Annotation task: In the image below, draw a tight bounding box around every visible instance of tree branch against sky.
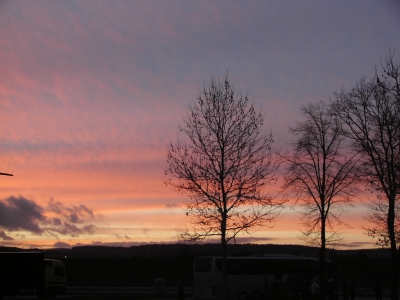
[280,101,359,296]
[165,75,284,300]
[364,197,400,247]
[333,51,400,300]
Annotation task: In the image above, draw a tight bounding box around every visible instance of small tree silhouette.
[281,102,359,298]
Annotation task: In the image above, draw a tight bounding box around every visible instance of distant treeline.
[0,244,393,286]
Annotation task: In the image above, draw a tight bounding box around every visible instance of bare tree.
[333,51,400,300]
[280,102,359,297]
[165,75,283,300]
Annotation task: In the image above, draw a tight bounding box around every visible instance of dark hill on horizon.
[40,243,391,259]
[0,243,393,286]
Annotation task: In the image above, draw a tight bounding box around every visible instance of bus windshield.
[194,257,213,272]
[215,257,319,275]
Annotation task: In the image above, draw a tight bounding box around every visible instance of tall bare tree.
[333,51,400,300]
[165,75,283,300]
[280,102,359,297]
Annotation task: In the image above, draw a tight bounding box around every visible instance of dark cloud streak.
[0,230,14,240]
[0,196,97,238]
[47,198,94,224]
[0,196,45,234]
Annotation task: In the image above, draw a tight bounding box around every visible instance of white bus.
[193,255,332,300]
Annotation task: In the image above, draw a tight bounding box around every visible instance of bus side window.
[55,267,65,277]
[195,257,212,272]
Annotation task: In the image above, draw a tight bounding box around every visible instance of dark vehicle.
[0,252,66,299]
[193,255,333,300]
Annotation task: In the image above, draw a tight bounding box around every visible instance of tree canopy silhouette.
[333,51,400,300]
[280,101,359,297]
[165,75,284,300]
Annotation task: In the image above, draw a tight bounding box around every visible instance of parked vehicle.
[0,252,66,299]
[193,255,333,300]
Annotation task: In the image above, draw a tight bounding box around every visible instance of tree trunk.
[388,197,399,300]
[320,216,326,300]
[221,218,229,300]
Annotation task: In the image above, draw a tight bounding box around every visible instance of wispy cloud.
[113,234,131,240]
[233,237,277,244]
[331,241,375,249]
[165,203,179,209]
[53,241,71,249]
[47,198,94,223]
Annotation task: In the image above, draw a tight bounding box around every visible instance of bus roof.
[195,255,322,261]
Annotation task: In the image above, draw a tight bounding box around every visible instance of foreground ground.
[2,297,394,300]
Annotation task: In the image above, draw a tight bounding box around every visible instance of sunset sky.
[1,1,400,249]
